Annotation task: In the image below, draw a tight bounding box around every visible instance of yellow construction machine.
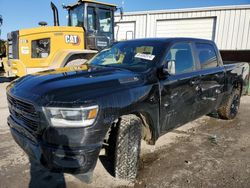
[4,0,119,77]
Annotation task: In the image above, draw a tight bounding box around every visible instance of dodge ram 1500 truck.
[7,38,245,181]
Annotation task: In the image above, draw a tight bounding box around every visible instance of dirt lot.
[0,77,250,188]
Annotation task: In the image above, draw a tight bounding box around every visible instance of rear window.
[196,43,218,69]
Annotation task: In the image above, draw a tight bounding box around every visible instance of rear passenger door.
[195,42,225,115]
[159,42,201,133]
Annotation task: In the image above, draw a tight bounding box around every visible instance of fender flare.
[48,49,98,69]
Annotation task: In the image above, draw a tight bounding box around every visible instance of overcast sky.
[0,0,249,39]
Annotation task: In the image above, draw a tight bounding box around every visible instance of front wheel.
[107,115,142,181]
[218,88,241,120]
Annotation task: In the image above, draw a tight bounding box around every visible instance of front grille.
[7,94,39,134]
[7,31,19,59]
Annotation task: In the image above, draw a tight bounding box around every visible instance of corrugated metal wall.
[115,5,250,50]
[115,14,147,39]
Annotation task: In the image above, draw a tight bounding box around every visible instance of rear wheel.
[106,114,142,181]
[218,88,241,120]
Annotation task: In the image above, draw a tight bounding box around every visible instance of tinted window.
[68,4,84,27]
[99,9,112,33]
[196,43,218,69]
[166,43,195,74]
[87,7,96,31]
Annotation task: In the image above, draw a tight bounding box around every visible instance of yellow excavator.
[4,0,120,77]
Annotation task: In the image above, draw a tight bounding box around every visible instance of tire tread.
[218,89,240,120]
[114,115,142,181]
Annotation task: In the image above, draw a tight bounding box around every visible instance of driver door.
[159,42,201,133]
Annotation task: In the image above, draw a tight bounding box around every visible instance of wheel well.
[105,113,156,146]
[137,112,156,145]
[233,80,243,95]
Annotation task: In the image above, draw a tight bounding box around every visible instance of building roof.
[115,4,250,16]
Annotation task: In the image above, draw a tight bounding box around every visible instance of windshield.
[68,4,84,27]
[88,40,167,72]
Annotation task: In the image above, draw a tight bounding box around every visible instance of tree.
[0,15,5,58]
[0,15,2,38]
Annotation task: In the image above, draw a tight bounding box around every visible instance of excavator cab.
[66,0,117,51]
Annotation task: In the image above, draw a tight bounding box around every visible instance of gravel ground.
[0,77,250,188]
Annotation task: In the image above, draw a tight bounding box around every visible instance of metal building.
[115,5,250,62]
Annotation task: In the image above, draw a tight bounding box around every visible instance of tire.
[65,59,87,67]
[218,88,241,120]
[107,115,142,181]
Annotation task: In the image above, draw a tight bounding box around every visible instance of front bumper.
[8,117,102,174]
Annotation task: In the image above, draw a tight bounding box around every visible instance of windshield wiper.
[98,64,131,71]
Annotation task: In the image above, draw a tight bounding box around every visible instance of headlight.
[43,105,99,128]
[31,38,50,58]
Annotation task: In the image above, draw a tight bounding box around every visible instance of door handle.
[215,89,221,94]
[202,97,216,101]
[215,74,224,79]
[190,80,200,86]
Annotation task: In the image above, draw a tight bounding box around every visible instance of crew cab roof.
[123,37,214,44]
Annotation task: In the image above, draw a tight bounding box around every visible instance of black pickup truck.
[7,38,246,181]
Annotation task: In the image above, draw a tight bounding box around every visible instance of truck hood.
[7,65,142,105]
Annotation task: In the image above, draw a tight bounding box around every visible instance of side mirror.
[163,60,176,75]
